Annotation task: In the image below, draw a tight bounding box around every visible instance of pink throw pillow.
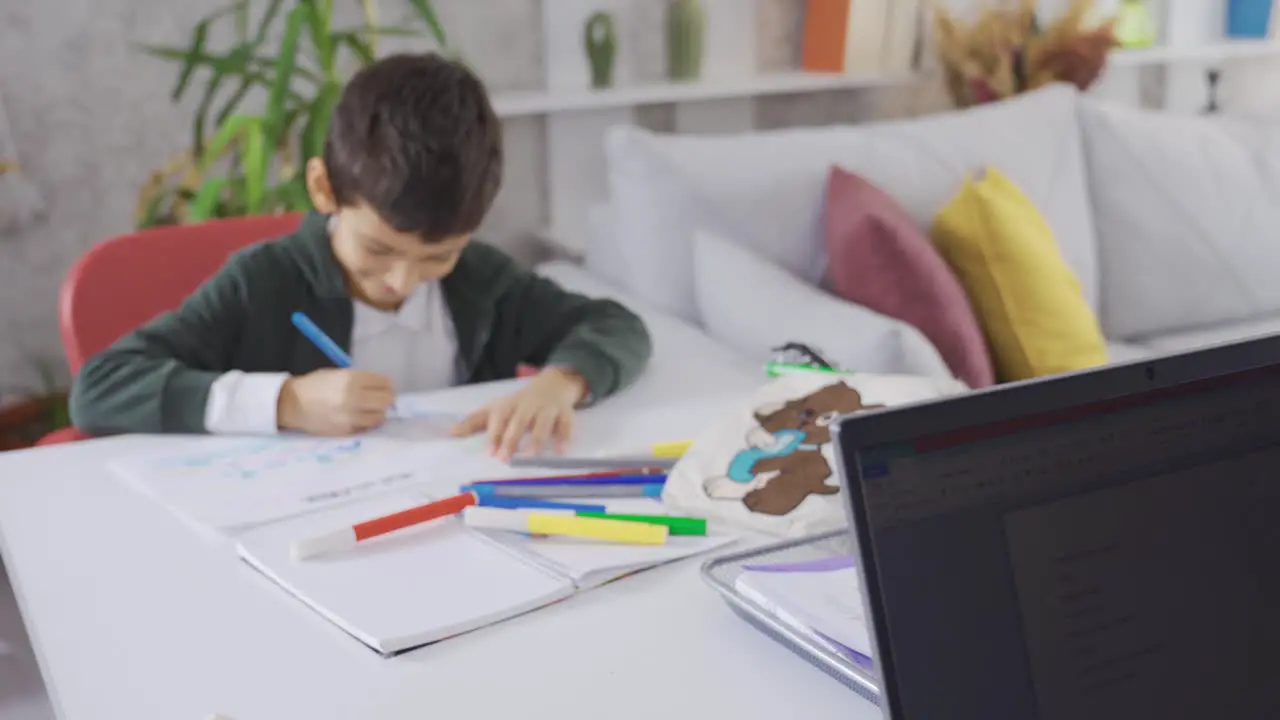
[823,166,995,388]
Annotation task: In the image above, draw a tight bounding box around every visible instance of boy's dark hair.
[323,52,503,242]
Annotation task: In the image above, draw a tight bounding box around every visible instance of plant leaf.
[253,0,286,44]
[187,177,230,222]
[201,113,257,168]
[405,0,448,48]
[141,44,307,80]
[281,175,314,211]
[300,0,336,78]
[234,0,250,40]
[335,32,375,64]
[137,188,174,229]
[302,80,341,160]
[239,120,270,214]
[334,25,421,37]
[191,44,254,153]
[212,77,256,130]
[264,3,308,146]
[171,21,211,101]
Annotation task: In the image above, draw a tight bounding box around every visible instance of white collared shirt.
[202,282,459,435]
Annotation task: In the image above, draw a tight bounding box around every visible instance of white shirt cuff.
[202,371,290,435]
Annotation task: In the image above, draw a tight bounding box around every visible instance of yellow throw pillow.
[931,168,1107,382]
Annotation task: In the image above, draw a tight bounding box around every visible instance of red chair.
[36,214,305,446]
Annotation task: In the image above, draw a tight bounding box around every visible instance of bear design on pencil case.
[701,383,882,516]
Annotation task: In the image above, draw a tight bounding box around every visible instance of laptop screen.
[846,364,1280,719]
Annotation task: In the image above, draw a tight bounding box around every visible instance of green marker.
[765,361,856,379]
[574,512,707,536]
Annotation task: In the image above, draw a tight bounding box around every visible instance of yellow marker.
[651,439,694,458]
[526,513,668,545]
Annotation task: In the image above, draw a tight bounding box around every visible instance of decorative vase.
[1226,0,1273,38]
[665,0,705,82]
[1113,0,1156,48]
[584,11,617,89]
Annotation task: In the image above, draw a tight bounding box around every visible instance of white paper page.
[368,410,465,442]
[363,379,528,442]
[736,564,872,657]
[110,436,436,533]
[109,380,536,534]
[236,491,573,654]
[478,499,738,588]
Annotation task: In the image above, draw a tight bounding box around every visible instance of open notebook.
[236,491,737,655]
[107,380,531,535]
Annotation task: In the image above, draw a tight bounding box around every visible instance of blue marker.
[291,311,352,367]
[468,481,665,499]
[467,474,667,488]
[473,496,608,513]
[292,311,398,416]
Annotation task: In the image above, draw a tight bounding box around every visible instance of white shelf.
[1110,39,1280,67]
[491,70,918,118]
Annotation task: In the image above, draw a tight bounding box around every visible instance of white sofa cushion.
[603,83,1098,323]
[581,203,627,290]
[691,230,955,379]
[1105,341,1155,363]
[1136,315,1280,355]
[592,143,751,322]
[534,260,761,407]
[1079,97,1280,340]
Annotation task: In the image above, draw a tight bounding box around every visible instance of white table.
[0,389,881,720]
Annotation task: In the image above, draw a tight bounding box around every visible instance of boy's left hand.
[451,368,589,461]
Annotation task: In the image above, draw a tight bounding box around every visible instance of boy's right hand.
[277,369,396,436]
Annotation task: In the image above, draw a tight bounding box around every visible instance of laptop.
[833,336,1280,719]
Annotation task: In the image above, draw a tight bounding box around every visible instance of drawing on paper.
[155,438,369,481]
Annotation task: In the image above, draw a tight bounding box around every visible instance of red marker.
[291,491,478,561]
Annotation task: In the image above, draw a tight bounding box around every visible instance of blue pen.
[291,312,353,367]
[292,311,397,416]
[474,496,608,513]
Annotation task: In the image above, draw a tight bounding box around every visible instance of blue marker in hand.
[291,311,398,417]
[291,312,353,368]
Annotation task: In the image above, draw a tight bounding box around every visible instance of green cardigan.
[70,213,651,435]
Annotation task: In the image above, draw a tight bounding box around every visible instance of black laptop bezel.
[831,334,1280,719]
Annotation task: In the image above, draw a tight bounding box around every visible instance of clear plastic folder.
[701,530,880,704]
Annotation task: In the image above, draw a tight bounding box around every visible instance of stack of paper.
[735,556,874,665]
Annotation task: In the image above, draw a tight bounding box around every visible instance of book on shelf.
[802,0,919,75]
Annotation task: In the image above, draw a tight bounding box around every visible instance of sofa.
[534,83,1280,399]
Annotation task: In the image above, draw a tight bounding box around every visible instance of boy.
[70,53,651,461]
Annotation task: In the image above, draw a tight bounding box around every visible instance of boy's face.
[306,159,472,310]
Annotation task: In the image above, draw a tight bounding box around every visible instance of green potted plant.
[136,0,449,227]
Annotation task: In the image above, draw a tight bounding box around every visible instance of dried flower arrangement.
[932,0,1120,108]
